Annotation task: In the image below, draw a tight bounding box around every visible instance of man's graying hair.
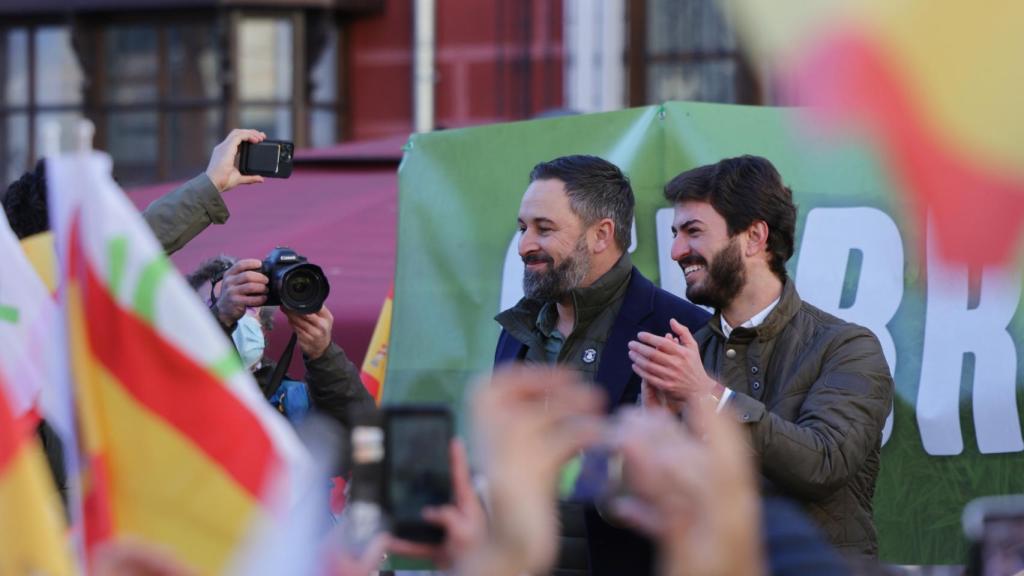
[186,254,236,291]
[529,155,634,253]
[187,254,275,332]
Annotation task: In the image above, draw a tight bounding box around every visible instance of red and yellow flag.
[0,370,75,575]
[0,214,60,425]
[723,0,1024,267]
[50,152,310,574]
[360,286,393,404]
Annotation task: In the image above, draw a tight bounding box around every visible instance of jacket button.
[752,381,761,391]
[742,413,751,421]
[725,349,737,359]
[751,366,759,374]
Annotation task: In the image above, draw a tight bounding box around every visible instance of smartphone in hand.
[239,139,294,178]
[964,495,1024,576]
[383,405,454,544]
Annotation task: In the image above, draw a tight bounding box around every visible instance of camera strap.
[263,332,298,401]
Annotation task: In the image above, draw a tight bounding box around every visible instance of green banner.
[387,101,1024,564]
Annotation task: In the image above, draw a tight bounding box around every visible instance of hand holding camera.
[387,439,486,570]
[212,258,268,328]
[348,368,605,576]
[205,129,269,193]
[260,247,330,314]
[211,248,329,331]
[283,307,333,360]
[239,139,294,179]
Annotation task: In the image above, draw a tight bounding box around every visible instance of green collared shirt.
[536,302,566,364]
[495,253,634,382]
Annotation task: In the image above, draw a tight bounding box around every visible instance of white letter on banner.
[795,207,902,446]
[499,232,525,312]
[918,220,1022,455]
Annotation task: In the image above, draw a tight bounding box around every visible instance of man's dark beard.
[522,236,590,302]
[684,237,745,310]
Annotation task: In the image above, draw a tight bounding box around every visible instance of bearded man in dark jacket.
[628,155,893,561]
[494,155,709,576]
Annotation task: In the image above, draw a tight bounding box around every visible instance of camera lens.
[280,265,329,313]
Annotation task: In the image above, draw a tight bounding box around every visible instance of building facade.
[1,0,757,186]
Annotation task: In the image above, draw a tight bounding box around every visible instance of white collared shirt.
[721,297,781,338]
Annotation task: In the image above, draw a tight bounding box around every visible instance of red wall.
[347,0,563,140]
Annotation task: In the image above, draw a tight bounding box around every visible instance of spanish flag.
[0,370,75,575]
[49,152,311,574]
[360,286,393,404]
[724,0,1024,268]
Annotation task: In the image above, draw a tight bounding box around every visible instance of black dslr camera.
[261,247,330,314]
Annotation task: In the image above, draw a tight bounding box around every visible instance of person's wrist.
[204,168,228,193]
[306,341,331,361]
[456,542,525,576]
[212,301,237,331]
[707,379,726,402]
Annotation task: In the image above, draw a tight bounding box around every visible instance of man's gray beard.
[522,240,591,302]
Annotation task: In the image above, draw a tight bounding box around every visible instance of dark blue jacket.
[495,267,709,409]
[495,267,709,576]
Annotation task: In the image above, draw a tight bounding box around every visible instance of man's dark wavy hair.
[664,155,796,281]
[529,155,634,253]
[3,159,49,239]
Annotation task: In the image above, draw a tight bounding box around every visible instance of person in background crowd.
[187,255,375,434]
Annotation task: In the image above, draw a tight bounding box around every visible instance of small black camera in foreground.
[261,247,330,314]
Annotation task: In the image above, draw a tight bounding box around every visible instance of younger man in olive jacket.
[628,155,893,560]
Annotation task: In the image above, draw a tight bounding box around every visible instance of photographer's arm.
[305,343,375,427]
[142,129,266,255]
[143,174,226,255]
[286,308,376,431]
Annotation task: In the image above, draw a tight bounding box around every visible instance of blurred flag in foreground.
[0,212,59,424]
[360,286,393,404]
[0,369,74,575]
[48,151,312,574]
[21,231,58,294]
[723,0,1024,267]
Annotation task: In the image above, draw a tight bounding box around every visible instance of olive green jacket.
[695,279,893,559]
[142,173,229,255]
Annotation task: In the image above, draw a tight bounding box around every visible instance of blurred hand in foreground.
[608,400,764,576]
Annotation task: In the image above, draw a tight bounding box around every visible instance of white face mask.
[231,313,265,372]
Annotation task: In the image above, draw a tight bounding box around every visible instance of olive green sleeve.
[142,173,229,255]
